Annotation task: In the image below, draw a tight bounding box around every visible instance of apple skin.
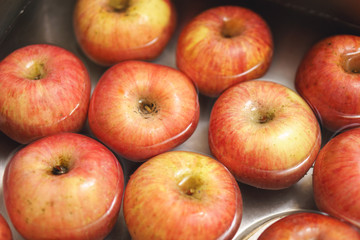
[73,0,177,66]
[0,214,12,240]
[3,132,124,240]
[313,127,360,228]
[176,5,273,97]
[0,44,91,144]
[258,212,360,240]
[88,60,200,162]
[123,151,242,240]
[208,80,321,189]
[295,34,360,132]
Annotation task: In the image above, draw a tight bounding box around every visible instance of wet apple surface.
[258,212,360,240]
[2,133,124,240]
[1,0,360,239]
[295,34,360,132]
[73,0,177,66]
[208,80,321,189]
[0,214,12,240]
[123,151,242,240]
[313,128,360,229]
[176,5,273,97]
[88,60,200,162]
[0,44,91,145]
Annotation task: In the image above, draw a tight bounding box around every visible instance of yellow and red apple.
[209,80,321,189]
[88,60,200,162]
[0,214,12,240]
[313,127,360,228]
[258,212,360,240]
[73,0,177,66]
[0,44,91,144]
[123,151,243,240]
[176,5,273,97]
[296,34,360,132]
[3,132,124,240]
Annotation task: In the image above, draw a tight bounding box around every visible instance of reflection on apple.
[0,44,91,144]
[73,0,177,66]
[176,5,273,97]
[209,80,321,189]
[3,132,124,240]
[313,127,360,228]
[296,34,360,132]
[258,212,360,240]
[123,151,242,240]
[88,60,200,162]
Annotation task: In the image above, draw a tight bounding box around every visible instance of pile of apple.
[0,0,359,239]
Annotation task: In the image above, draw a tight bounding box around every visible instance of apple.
[88,60,200,162]
[313,127,360,228]
[3,132,124,240]
[73,0,176,66]
[0,44,91,144]
[208,80,321,190]
[176,5,273,97]
[123,150,242,240]
[258,212,360,239]
[295,34,360,132]
[0,214,12,240]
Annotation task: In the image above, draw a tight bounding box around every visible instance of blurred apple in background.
[296,34,360,132]
[73,0,176,66]
[0,44,91,144]
[3,132,124,240]
[209,80,321,190]
[88,60,199,162]
[176,5,273,97]
[313,127,360,228]
[0,214,12,240]
[123,151,242,240]
[258,212,360,240]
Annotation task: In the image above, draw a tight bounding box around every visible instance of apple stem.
[52,165,68,175]
[178,175,202,198]
[186,188,196,196]
[258,112,275,124]
[258,116,268,124]
[138,99,158,117]
[108,0,129,11]
[144,104,154,113]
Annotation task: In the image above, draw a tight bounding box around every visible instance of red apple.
[88,60,200,162]
[73,0,176,66]
[313,127,360,228]
[258,212,360,240]
[3,132,124,240]
[0,44,91,144]
[176,5,273,97]
[0,214,12,240]
[208,80,321,189]
[295,34,360,132]
[123,151,242,240]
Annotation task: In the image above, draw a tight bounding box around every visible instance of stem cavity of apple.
[25,61,46,80]
[108,0,129,12]
[138,99,158,118]
[257,111,275,124]
[51,155,71,175]
[221,19,244,38]
[249,103,276,124]
[177,175,203,198]
[342,51,360,74]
